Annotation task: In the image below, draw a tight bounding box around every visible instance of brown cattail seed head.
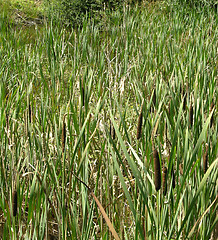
[62,119,66,153]
[189,103,193,128]
[110,121,115,140]
[203,145,208,174]
[162,167,167,196]
[28,103,31,123]
[171,169,175,189]
[179,163,183,175]
[136,101,144,140]
[12,190,17,217]
[152,89,156,109]
[210,102,214,127]
[81,86,85,107]
[165,121,167,140]
[168,101,171,116]
[136,112,143,139]
[183,93,187,111]
[153,149,161,191]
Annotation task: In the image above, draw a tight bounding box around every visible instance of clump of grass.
[153,149,161,191]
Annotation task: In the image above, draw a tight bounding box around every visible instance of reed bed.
[0,1,217,239]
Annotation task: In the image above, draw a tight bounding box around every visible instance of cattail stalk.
[12,190,17,217]
[153,149,161,191]
[162,167,167,196]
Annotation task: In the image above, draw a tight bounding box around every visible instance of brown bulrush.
[153,149,161,191]
[62,118,66,153]
[189,102,193,128]
[12,190,17,217]
[203,145,209,174]
[162,167,167,196]
[136,100,144,140]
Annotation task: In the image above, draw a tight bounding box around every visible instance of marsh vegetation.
[0,0,217,239]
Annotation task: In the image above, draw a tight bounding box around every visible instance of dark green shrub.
[55,0,126,27]
[60,0,101,26]
[44,0,147,27]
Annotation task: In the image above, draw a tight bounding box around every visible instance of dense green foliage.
[176,0,217,8]
[46,0,146,27]
[46,0,125,26]
[0,0,217,239]
[46,0,218,27]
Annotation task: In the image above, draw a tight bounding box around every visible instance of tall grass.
[0,1,217,239]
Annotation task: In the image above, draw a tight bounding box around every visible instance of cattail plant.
[12,190,17,217]
[162,167,167,196]
[153,149,161,191]
[203,144,208,174]
[189,101,193,128]
[136,100,144,140]
[62,116,66,153]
